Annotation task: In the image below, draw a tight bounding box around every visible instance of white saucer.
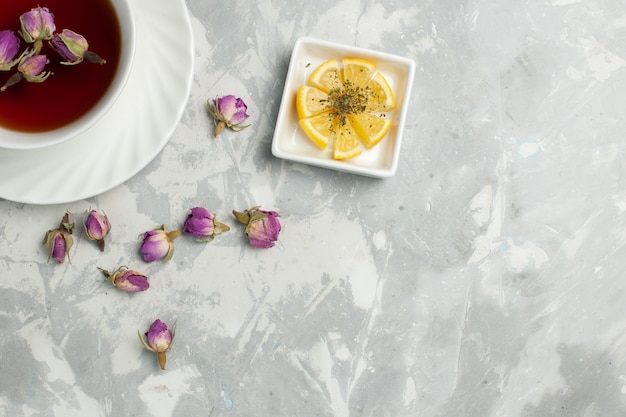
[0,0,194,204]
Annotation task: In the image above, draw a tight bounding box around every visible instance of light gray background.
[2,0,626,416]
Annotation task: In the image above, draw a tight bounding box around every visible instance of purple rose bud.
[19,6,56,53]
[2,52,51,92]
[19,54,50,81]
[43,212,75,264]
[138,319,176,370]
[207,95,250,137]
[49,29,105,66]
[233,206,282,248]
[99,266,149,292]
[0,30,22,71]
[47,231,69,263]
[83,209,111,251]
[139,225,181,262]
[183,207,230,242]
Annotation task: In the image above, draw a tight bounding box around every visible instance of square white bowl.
[272,36,415,178]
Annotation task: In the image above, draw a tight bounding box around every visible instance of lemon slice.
[299,112,335,149]
[341,58,377,87]
[348,112,393,149]
[307,59,343,93]
[365,72,395,111]
[333,121,362,160]
[296,85,330,118]
[296,58,395,160]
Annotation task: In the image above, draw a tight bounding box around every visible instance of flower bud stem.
[158,351,167,370]
[1,73,23,92]
[213,121,226,137]
[97,267,111,277]
[214,221,231,234]
[33,40,43,54]
[84,50,106,65]
[168,230,182,240]
[232,210,250,225]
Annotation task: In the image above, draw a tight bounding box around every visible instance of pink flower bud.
[207,95,250,137]
[138,319,176,370]
[182,207,230,242]
[1,53,51,92]
[0,30,21,71]
[42,212,75,264]
[18,54,50,81]
[49,29,105,66]
[139,225,181,262]
[83,209,111,251]
[233,206,281,248]
[99,266,149,292]
[19,6,56,53]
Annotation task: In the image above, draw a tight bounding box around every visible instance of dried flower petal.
[232,206,281,248]
[139,225,181,262]
[19,53,50,81]
[207,95,250,137]
[0,30,22,71]
[2,52,53,92]
[50,29,105,65]
[83,209,111,251]
[43,212,75,264]
[19,6,56,53]
[183,207,230,242]
[99,266,149,292]
[138,319,176,370]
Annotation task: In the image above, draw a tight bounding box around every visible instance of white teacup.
[0,0,135,150]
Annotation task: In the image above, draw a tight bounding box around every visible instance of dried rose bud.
[207,95,250,137]
[42,212,75,264]
[98,266,149,292]
[182,207,230,242]
[44,230,72,264]
[83,209,111,251]
[49,29,105,66]
[19,54,50,81]
[1,53,51,92]
[138,319,176,370]
[0,30,22,71]
[139,225,181,262]
[233,206,281,248]
[19,6,56,53]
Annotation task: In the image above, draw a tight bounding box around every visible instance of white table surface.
[2,0,626,416]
